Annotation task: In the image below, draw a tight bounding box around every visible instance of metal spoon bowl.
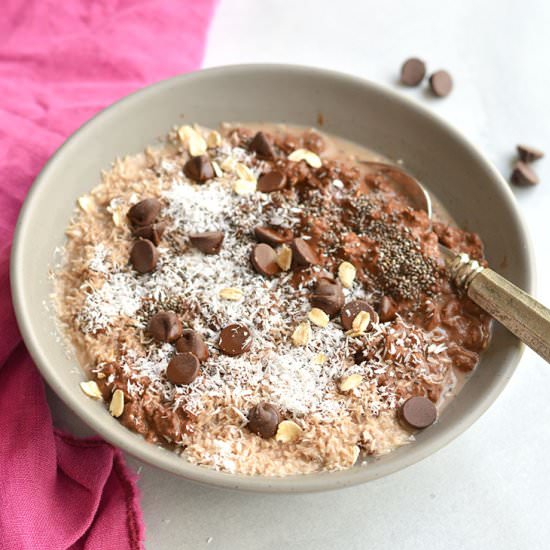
[361,161,550,363]
[360,161,432,219]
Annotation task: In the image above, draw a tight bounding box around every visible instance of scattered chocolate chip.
[399,396,437,429]
[147,311,183,343]
[166,352,200,385]
[310,279,344,317]
[341,300,378,331]
[429,70,453,97]
[511,161,539,187]
[400,57,426,86]
[132,221,167,246]
[219,323,252,356]
[257,171,287,192]
[130,239,158,273]
[517,144,544,163]
[248,131,275,159]
[378,295,398,322]
[250,243,280,277]
[189,231,224,254]
[127,198,161,227]
[291,238,319,268]
[183,155,214,182]
[247,402,280,438]
[254,226,293,246]
[176,329,209,362]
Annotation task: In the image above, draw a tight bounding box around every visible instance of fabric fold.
[0,1,217,548]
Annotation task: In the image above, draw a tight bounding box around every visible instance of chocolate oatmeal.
[54,123,491,476]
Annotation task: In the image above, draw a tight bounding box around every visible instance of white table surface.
[50,1,550,548]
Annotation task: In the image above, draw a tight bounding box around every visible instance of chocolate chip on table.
[130,239,158,273]
[400,57,426,86]
[127,198,161,227]
[176,329,209,362]
[511,161,539,186]
[147,311,183,343]
[166,352,200,385]
[378,295,398,322]
[399,396,437,429]
[189,231,224,254]
[132,221,167,246]
[247,402,280,438]
[291,237,319,268]
[248,131,275,159]
[254,226,293,246]
[516,144,544,163]
[310,279,345,317]
[183,155,214,182]
[257,171,287,192]
[341,300,378,331]
[219,323,252,356]
[250,243,281,277]
[429,70,453,97]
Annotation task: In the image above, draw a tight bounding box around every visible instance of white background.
[51,1,550,548]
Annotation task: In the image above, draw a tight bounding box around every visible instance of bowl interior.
[11,65,532,492]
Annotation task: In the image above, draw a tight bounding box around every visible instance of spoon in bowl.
[361,161,550,363]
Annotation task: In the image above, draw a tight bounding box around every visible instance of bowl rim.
[10,63,535,493]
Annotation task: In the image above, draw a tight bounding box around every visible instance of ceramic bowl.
[11,65,534,492]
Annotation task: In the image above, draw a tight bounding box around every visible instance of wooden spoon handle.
[447,252,550,363]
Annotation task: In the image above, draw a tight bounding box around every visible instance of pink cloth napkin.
[0,1,217,548]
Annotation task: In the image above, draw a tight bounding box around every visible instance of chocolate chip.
[399,396,437,429]
[132,221,167,246]
[254,226,293,246]
[257,171,287,192]
[291,238,319,268]
[127,198,161,227]
[378,295,398,322]
[250,243,280,277]
[130,239,158,273]
[400,57,426,86]
[247,402,280,438]
[189,231,224,254]
[429,70,453,97]
[219,323,252,356]
[147,311,183,343]
[166,352,200,385]
[176,329,209,362]
[341,300,378,331]
[511,161,539,186]
[183,155,214,183]
[310,279,344,317]
[517,144,544,163]
[248,131,275,159]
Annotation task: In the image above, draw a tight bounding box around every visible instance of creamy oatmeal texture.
[54,123,491,476]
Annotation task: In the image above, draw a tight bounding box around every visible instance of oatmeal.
[53,123,491,476]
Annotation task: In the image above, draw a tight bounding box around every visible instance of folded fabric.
[0,1,217,548]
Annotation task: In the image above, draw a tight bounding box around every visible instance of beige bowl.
[11,65,533,493]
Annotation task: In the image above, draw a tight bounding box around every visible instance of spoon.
[361,161,550,363]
